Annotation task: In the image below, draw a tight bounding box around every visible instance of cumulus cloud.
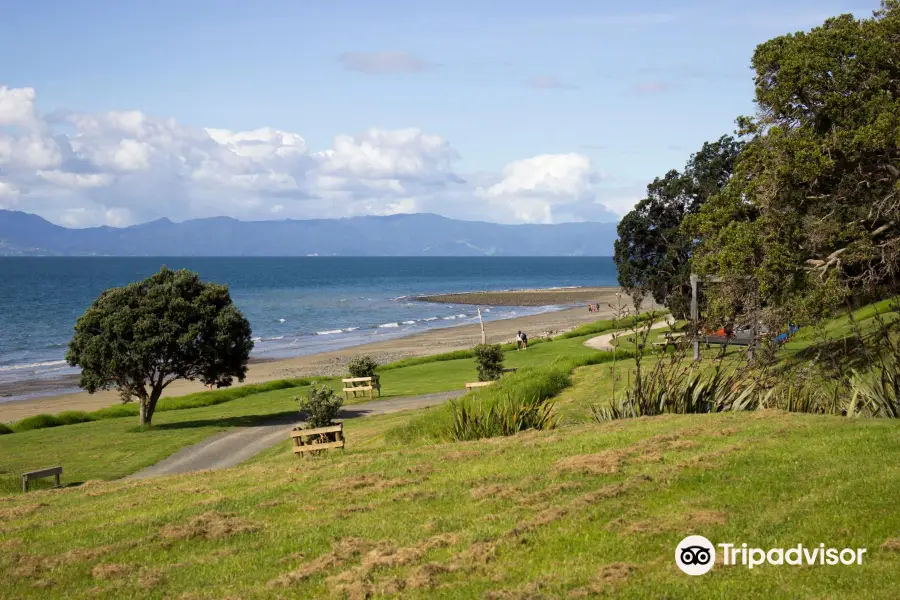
[339,52,436,74]
[477,154,603,223]
[0,85,620,227]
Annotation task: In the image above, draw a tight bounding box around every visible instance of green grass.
[3,410,900,598]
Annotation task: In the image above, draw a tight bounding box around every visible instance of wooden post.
[477,307,486,345]
[691,274,700,361]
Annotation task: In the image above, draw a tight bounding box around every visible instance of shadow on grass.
[141,410,301,431]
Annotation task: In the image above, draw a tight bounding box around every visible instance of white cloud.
[0,85,621,227]
[0,86,39,128]
[0,180,20,208]
[339,52,436,74]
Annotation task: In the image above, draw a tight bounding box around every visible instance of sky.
[0,0,877,228]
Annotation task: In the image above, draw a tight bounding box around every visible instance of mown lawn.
[2,410,900,598]
[0,329,615,494]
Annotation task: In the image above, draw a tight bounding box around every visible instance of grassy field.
[4,309,900,598]
[0,325,619,494]
[3,410,900,598]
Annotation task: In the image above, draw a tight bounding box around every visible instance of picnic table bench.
[464,367,518,390]
[342,375,381,400]
[22,465,62,492]
[291,422,345,456]
[465,381,496,390]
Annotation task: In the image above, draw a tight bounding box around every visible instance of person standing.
[521,331,528,350]
[516,331,523,350]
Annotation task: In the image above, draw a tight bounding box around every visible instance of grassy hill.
[3,309,900,598]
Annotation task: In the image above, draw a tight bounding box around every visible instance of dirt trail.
[583,317,675,351]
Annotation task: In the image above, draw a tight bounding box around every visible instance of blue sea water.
[0,257,617,396]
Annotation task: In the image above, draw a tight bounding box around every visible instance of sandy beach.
[0,287,628,422]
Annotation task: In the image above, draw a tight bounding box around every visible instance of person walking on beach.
[521,331,528,350]
[516,331,523,350]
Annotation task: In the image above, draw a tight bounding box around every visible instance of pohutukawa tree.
[66,267,254,426]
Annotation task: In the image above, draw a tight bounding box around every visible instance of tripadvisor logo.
[676,536,867,575]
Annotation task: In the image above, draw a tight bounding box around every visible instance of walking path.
[583,317,675,351]
[129,390,465,479]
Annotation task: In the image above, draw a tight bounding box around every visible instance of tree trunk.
[140,386,164,426]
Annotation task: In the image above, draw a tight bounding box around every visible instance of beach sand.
[0,287,629,423]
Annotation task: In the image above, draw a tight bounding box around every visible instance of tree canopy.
[614,135,742,318]
[690,2,900,325]
[616,2,900,328]
[66,267,254,425]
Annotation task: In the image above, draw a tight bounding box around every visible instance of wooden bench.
[291,423,345,456]
[342,376,381,400]
[465,381,496,390]
[22,466,62,492]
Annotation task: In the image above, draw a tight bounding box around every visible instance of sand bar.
[0,287,628,422]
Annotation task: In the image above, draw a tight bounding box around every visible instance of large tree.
[691,2,900,324]
[66,267,254,425]
[614,135,743,318]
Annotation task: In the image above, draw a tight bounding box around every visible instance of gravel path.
[128,390,465,479]
[583,317,674,351]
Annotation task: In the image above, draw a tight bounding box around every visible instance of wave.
[378,322,400,328]
[423,317,438,322]
[443,316,457,320]
[316,329,344,336]
[258,335,285,341]
[344,327,359,332]
[0,360,68,372]
[401,320,416,325]
[457,314,467,318]
[278,318,286,323]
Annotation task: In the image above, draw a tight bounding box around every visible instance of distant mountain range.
[0,210,619,257]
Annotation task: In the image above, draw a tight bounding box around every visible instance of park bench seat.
[291,422,345,455]
[22,465,62,492]
[465,381,496,390]
[342,376,381,400]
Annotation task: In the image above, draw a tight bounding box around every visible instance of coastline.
[0,287,626,423]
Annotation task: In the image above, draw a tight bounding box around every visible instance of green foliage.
[347,355,379,378]
[450,394,556,441]
[388,350,634,443]
[13,414,65,432]
[691,4,900,322]
[66,266,254,425]
[0,423,12,435]
[556,312,661,339]
[473,344,504,381]
[615,136,742,318]
[297,384,343,429]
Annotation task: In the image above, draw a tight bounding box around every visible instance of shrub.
[347,355,379,379]
[14,414,64,432]
[450,394,556,441]
[55,411,96,425]
[297,384,343,429]
[0,423,12,435]
[474,344,504,381]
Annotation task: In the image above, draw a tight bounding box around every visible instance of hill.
[0,210,619,257]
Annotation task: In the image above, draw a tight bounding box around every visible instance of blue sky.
[0,0,877,227]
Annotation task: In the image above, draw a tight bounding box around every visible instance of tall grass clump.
[450,393,556,441]
[388,350,633,443]
[0,423,13,435]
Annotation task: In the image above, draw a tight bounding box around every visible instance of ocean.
[0,257,617,398]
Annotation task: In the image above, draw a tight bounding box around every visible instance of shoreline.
[0,287,626,423]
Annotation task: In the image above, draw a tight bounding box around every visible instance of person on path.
[516,331,523,350]
[521,331,528,350]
